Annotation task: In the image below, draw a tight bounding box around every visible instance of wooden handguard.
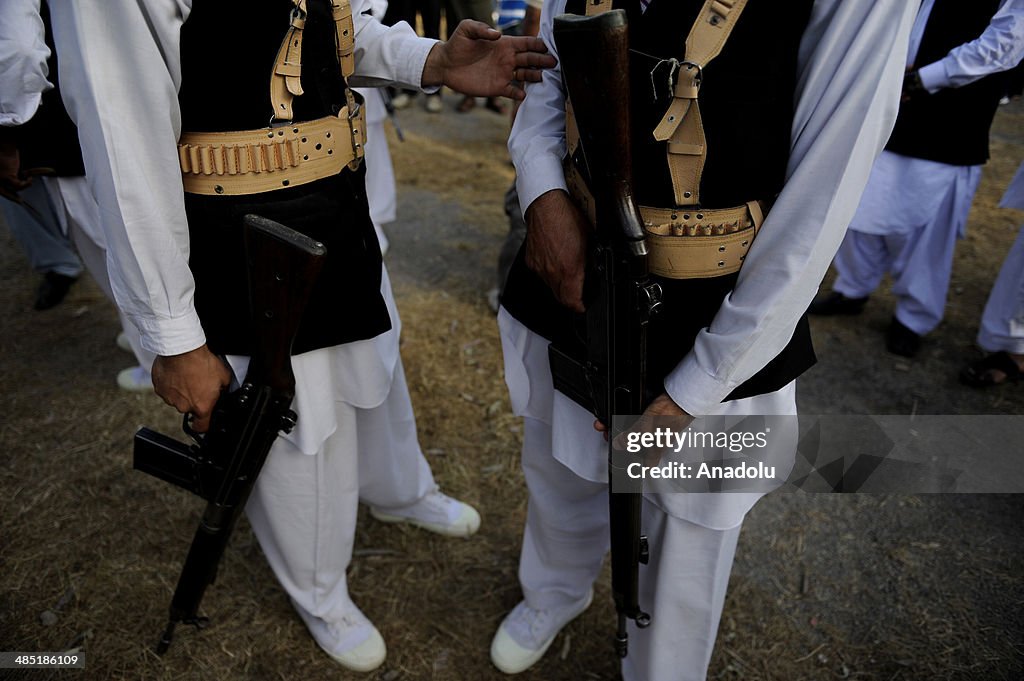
[557,10,647,258]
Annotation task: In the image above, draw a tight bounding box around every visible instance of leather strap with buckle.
[188,0,363,196]
[652,0,748,206]
[270,0,309,122]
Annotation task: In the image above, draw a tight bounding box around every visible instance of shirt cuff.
[663,353,734,419]
[401,36,440,92]
[131,310,207,357]
[917,61,949,93]
[514,152,568,215]
[0,94,42,126]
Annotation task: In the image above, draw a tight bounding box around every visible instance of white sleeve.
[0,0,51,126]
[663,0,918,416]
[507,0,569,213]
[918,0,1024,92]
[49,0,202,356]
[49,0,439,357]
[349,0,438,89]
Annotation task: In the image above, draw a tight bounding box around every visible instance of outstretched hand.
[422,20,557,101]
[152,344,233,433]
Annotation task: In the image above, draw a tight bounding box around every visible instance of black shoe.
[34,272,77,310]
[886,317,921,357]
[808,291,869,316]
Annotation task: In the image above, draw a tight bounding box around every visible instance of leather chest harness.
[176,0,366,196]
[567,0,763,279]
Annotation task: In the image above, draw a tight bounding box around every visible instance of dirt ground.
[1,95,1022,681]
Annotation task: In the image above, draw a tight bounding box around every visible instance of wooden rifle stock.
[555,10,646,258]
[553,9,660,659]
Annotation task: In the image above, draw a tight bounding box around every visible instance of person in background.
[0,4,154,389]
[383,0,445,112]
[810,0,1024,358]
[960,161,1024,386]
[0,181,81,310]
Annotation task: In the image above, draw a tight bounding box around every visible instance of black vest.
[501,0,817,405]
[886,0,1006,166]
[15,6,85,177]
[178,0,390,357]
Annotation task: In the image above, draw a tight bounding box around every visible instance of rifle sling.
[654,0,748,206]
[566,0,755,279]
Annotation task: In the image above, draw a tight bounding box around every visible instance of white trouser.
[519,416,741,681]
[42,176,156,371]
[357,88,396,255]
[978,224,1024,354]
[832,158,981,336]
[245,358,436,623]
[0,180,82,277]
[500,309,795,681]
[832,224,957,335]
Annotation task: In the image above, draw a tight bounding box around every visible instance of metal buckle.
[679,61,703,87]
[649,59,703,101]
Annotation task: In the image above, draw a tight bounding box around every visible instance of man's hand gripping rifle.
[550,9,663,659]
[133,215,326,654]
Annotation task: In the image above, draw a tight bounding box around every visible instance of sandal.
[456,96,476,113]
[959,351,1023,387]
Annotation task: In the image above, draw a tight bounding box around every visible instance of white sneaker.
[115,332,132,353]
[391,92,412,109]
[490,590,593,674]
[425,94,443,113]
[117,366,153,392]
[292,600,386,672]
[370,488,481,537]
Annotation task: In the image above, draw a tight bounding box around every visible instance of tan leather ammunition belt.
[641,200,766,279]
[177,106,366,196]
[564,150,766,279]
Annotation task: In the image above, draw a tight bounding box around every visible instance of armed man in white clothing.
[492,1,917,679]
[0,0,555,671]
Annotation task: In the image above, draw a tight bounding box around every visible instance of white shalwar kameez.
[0,0,448,639]
[832,0,1024,336]
[503,1,918,679]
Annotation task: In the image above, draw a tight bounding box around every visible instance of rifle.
[133,215,326,654]
[549,10,663,659]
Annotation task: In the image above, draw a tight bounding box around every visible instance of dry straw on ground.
[1,98,1022,680]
